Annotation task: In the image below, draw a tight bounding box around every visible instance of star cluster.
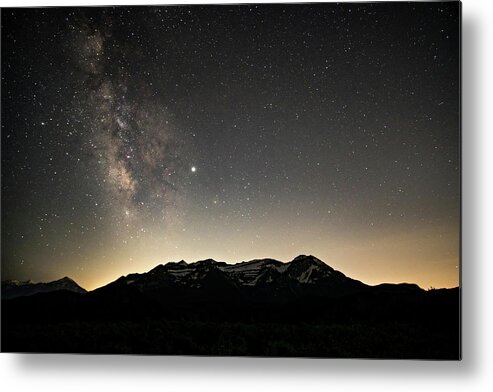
[1,3,460,290]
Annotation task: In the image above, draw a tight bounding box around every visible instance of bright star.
[191,166,196,173]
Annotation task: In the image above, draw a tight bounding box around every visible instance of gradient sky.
[1,3,460,291]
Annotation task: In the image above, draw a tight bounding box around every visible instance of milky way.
[73,17,193,227]
[2,3,460,290]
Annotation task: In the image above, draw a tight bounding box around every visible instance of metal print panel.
[1,2,461,358]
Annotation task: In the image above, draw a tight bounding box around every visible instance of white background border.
[1,0,491,390]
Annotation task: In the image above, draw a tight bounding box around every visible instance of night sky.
[1,2,460,290]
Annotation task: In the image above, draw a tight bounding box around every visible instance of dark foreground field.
[2,287,460,358]
[3,319,458,358]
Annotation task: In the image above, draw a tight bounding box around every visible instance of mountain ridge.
[2,255,428,300]
[1,276,87,299]
[92,254,425,302]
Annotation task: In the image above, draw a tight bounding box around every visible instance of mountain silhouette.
[98,255,368,299]
[1,255,460,359]
[1,276,87,299]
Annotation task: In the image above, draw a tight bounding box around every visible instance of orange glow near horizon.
[65,222,459,292]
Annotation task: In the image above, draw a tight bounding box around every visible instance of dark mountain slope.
[1,276,87,299]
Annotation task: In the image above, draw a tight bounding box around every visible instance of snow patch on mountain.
[298,265,317,283]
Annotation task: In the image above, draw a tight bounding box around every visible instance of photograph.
[1,1,460,359]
